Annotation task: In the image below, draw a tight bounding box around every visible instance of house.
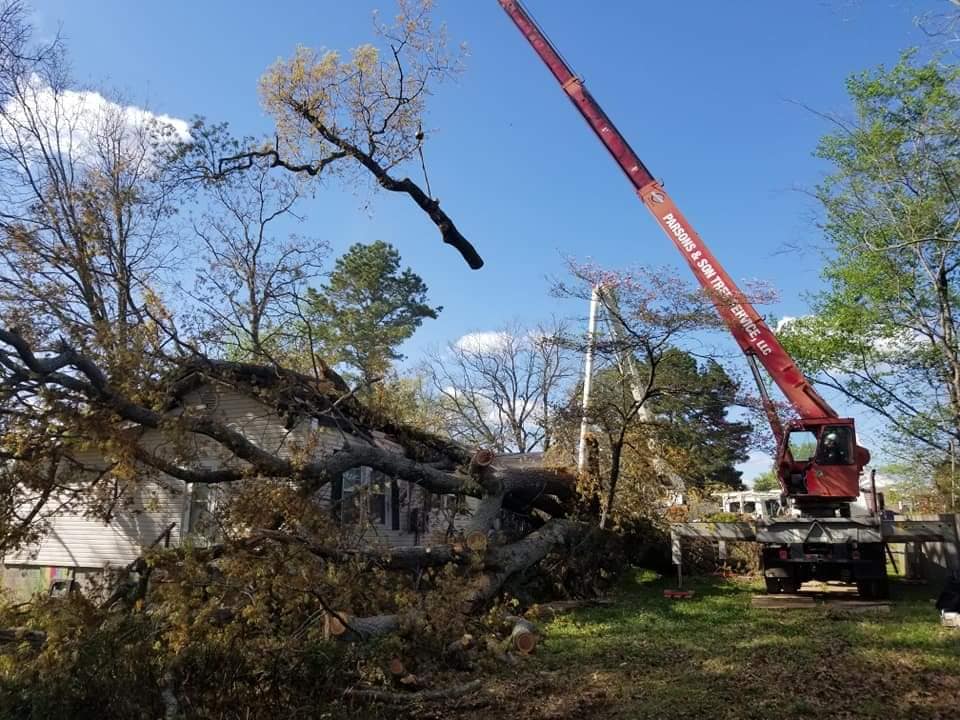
[1,366,476,598]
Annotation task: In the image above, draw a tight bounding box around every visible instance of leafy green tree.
[644,350,751,491]
[752,468,779,491]
[303,241,440,384]
[565,347,751,528]
[781,52,960,475]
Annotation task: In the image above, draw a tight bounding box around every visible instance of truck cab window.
[787,430,817,462]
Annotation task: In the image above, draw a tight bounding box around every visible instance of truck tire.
[764,577,782,594]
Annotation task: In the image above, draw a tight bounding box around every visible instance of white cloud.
[454,331,511,354]
[775,315,800,333]
[0,76,190,166]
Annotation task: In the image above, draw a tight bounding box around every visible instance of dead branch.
[0,627,46,651]
[250,528,474,570]
[525,598,614,619]
[342,679,483,705]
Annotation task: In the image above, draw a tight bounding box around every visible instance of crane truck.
[497,0,959,598]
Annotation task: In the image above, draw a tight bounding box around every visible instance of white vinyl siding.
[4,477,185,568]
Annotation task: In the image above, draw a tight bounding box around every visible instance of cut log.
[444,633,477,670]
[326,612,401,641]
[506,617,538,655]
[324,610,351,639]
[388,657,406,678]
[399,673,422,689]
[466,531,489,553]
[471,448,495,470]
[444,633,476,656]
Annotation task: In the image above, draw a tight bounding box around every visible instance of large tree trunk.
[467,519,589,608]
[600,440,623,529]
[323,519,598,640]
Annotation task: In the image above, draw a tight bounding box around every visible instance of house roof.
[162,358,470,467]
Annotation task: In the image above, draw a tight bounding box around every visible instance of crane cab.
[776,418,869,515]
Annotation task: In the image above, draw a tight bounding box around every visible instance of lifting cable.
[416,123,433,200]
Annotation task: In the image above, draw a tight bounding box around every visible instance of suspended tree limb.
[216,147,348,178]
[288,100,483,269]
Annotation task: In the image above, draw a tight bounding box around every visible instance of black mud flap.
[936,578,960,612]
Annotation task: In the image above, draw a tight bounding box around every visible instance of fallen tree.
[0,324,619,689]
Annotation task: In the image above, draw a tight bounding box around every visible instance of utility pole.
[577,286,601,474]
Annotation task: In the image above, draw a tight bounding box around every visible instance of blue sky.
[29,0,950,479]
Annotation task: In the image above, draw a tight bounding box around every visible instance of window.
[816,425,853,466]
[743,501,757,515]
[787,430,818,462]
[339,468,362,525]
[728,501,741,513]
[765,499,780,517]
[331,468,389,525]
[441,493,467,513]
[368,470,387,525]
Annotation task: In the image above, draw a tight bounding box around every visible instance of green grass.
[505,572,960,720]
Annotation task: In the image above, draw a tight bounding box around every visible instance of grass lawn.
[435,572,960,720]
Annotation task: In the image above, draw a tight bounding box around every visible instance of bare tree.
[425,321,573,453]
[0,50,186,365]
[916,1,960,48]
[187,144,327,361]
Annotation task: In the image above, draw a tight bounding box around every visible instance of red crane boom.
[498,1,836,428]
[499,0,869,505]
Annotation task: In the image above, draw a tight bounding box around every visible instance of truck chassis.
[671,517,959,599]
